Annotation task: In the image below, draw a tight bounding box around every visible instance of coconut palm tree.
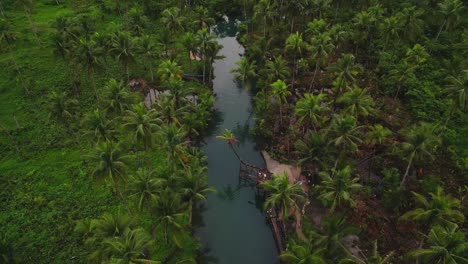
[294,93,329,132]
[152,188,186,245]
[103,78,137,115]
[325,115,363,170]
[309,32,334,89]
[110,31,137,81]
[436,0,464,40]
[285,32,306,89]
[138,34,159,82]
[47,91,78,126]
[74,37,102,101]
[153,95,190,126]
[128,168,166,211]
[295,130,332,174]
[445,70,468,112]
[262,55,290,85]
[231,57,257,88]
[280,238,326,264]
[197,28,215,83]
[400,186,464,227]
[261,172,307,230]
[102,228,158,264]
[87,141,132,213]
[388,60,416,99]
[328,54,363,95]
[157,59,182,83]
[161,7,184,41]
[400,6,425,42]
[315,166,362,212]
[336,86,375,119]
[179,163,215,226]
[341,240,394,264]
[379,15,403,51]
[192,5,215,31]
[204,40,223,83]
[16,0,38,39]
[78,213,134,262]
[123,103,161,154]
[216,129,244,163]
[270,79,291,127]
[319,215,358,260]
[163,79,193,108]
[253,0,275,37]
[158,124,188,177]
[407,223,468,263]
[0,17,29,95]
[397,122,441,187]
[82,109,115,143]
[179,32,199,72]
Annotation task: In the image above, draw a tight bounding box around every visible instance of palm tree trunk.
[400,152,414,187]
[394,84,402,100]
[291,55,296,90]
[114,180,132,215]
[188,200,193,226]
[435,19,447,40]
[279,105,283,127]
[309,61,319,91]
[149,62,154,82]
[125,63,130,82]
[10,50,30,95]
[0,123,20,155]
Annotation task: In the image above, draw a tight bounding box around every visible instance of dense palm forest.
[0,0,467,263]
[228,0,467,263]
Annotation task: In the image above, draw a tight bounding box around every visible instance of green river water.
[194,18,279,264]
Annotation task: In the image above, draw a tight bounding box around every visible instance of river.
[193,18,279,264]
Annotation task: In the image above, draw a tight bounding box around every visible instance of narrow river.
[194,19,278,264]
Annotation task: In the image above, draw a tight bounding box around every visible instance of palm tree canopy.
[315,166,362,212]
[400,186,464,226]
[87,141,131,184]
[294,93,329,128]
[407,222,468,263]
[231,57,257,82]
[261,172,307,219]
[336,86,375,118]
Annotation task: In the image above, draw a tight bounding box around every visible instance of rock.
[341,235,361,257]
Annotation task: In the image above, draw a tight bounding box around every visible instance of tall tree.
[397,122,441,187]
[336,86,375,119]
[328,54,363,95]
[87,141,132,213]
[445,70,468,112]
[436,0,464,40]
[325,115,363,170]
[400,186,464,227]
[285,32,306,89]
[262,55,290,85]
[407,223,468,263]
[270,79,291,127]
[158,124,188,177]
[123,103,161,155]
[295,93,329,132]
[110,31,137,81]
[309,32,334,89]
[179,163,214,226]
[231,57,257,88]
[315,166,362,212]
[128,168,166,212]
[152,188,185,245]
[261,172,307,231]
